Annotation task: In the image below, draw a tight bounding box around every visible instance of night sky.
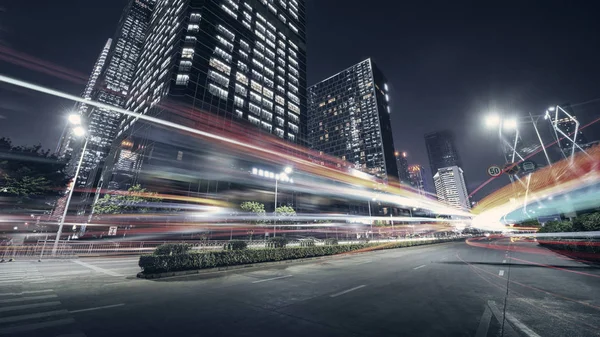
[1,0,599,199]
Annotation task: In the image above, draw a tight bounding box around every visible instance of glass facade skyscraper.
[307,59,398,183]
[104,0,307,190]
[424,130,462,175]
[433,166,470,209]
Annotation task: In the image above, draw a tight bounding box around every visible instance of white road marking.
[502,260,506,263]
[330,285,367,298]
[69,303,125,314]
[0,301,61,313]
[354,260,372,265]
[487,300,541,337]
[0,309,68,324]
[252,275,293,283]
[0,317,75,334]
[413,264,427,270]
[83,259,139,264]
[499,270,505,276]
[475,306,493,337]
[0,294,57,304]
[71,260,123,277]
[0,289,53,297]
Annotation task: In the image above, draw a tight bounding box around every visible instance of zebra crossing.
[0,263,86,336]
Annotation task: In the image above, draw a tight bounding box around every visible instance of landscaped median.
[137,238,463,278]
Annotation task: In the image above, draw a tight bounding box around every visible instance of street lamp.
[367,197,376,239]
[502,118,518,131]
[52,114,88,256]
[251,166,293,237]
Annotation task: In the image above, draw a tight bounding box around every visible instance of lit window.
[263,87,273,99]
[275,128,284,138]
[235,83,247,96]
[217,25,235,41]
[240,40,250,51]
[251,80,262,93]
[182,48,194,59]
[288,102,300,114]
[249,103,261,115]
[209,57,231,75]
[208,83,228,99]
[187,24,200,32]
[275,116,284,126]
[221,4,237,19]
[263,77,274,88]
[208,70,230,87]
[190,13,201,23]
[275,95,285,105]
[234,96,245,107]
[176,74,189,85]
[248,115,260,125]
[217,36,234,51]
[214,46,232,62]
[236,72,249,85]
[250,91,262,103]
[288,23,298,34]
[237,61,249,73]
[179,60,192,71]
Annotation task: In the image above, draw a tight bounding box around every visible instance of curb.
[137,239,464,280]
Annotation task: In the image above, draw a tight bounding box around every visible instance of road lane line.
[0,294,57,304]
[71,260,123,277]
[413,264,426,270]
[0,317,75,334]
[0,309,68,324]
[69,303,125,314]
[487,300,541,337]
[502,260,506,263]
[0,289,53,297]
[251,275,293,283]
[0,301,61,313]
[499,270,504,276]
[330,285,366,298]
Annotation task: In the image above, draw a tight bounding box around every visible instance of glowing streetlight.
[284,166,293,174]
[68,114,82,125]
[73,126,86,137]
[547,106,555,112]
[484,114,501,128]
[502,118,518,130]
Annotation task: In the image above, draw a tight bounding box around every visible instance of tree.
[275,205,296,217]
[580,212,600,231]
[94,184,162,215]
[539,220,572,233]
[240,201,266,224]
[0,137,69,204]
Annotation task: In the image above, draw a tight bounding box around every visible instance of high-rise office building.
[395,151,410,185]
[425,130,461,175]
[104,0,307,190]
[307,59,398,183]
[58,0,154,194]
[433,166,470,209]
[408,164,427,195]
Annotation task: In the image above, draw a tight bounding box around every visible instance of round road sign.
[487,165,502,177]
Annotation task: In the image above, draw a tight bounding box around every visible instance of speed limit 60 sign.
[487,165,502,177]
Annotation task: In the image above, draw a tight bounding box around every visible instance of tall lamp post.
[52,114,88,256]
[367,197,376,239]
[252,166,293,237]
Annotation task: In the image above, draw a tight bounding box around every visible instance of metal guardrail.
[1,236,467,259]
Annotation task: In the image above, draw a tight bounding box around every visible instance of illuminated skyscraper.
[307,59,399,183]
[408,164,427,195]
[433,166,470,209]
[425,130,461,175]
[103,0,307,190]
[395,151,410,185]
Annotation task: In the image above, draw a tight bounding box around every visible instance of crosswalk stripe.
[0,301,61,313]
[0,289,53,297]
[0,317,75,334]
[0,294,57,304]
[0,309,68,324]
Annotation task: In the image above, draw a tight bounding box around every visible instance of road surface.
[0,237,598,336]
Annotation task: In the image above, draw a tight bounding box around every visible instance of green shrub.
[324,238,338,245]
[153,243,192,256]
[224,240,248,250]
[267,237,288,248]
[139,238,461,274]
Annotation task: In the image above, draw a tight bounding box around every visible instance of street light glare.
[284,166,293,174]
[68,114,82,125]
[548,106,556,112]
[503,118,518,130]
[73,126,86,137]
[484,114,500,128]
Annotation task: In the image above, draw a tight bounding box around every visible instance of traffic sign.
[108,226,118,236]
[487,165,502,177]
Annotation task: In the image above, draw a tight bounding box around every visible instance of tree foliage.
[240,201,266,224]
[538,212,600,233]
[94,184,162,215]
[275,205,296,216]
[0,137,69,202]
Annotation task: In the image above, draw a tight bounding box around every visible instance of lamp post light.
[251,166,293,237]
[52,114,88,256]
[367,197,376,239]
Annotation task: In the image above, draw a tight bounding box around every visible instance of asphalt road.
[0,237,598,337]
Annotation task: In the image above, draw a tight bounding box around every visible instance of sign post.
[487,165,502,177]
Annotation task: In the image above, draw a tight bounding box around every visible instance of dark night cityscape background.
[1,0,600,198]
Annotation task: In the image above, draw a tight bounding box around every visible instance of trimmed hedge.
[224,240,248,250]
[266,237,288,248]
[140,239,460,274]
[153,243,192,256]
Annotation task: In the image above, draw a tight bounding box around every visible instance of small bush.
[267,237,288,248]
[224,240,248,250]
[324,238,338,246]
[153,243,192,256]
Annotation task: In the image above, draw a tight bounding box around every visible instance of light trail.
[0,74,471,218]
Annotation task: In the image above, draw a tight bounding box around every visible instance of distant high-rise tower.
[433,166,470,209]
[307,59,398,183]
[408,164,427,195]
[425,130,462,175]
[103,0,307,190]
[59,0,154,194]
[395,151,410,185]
